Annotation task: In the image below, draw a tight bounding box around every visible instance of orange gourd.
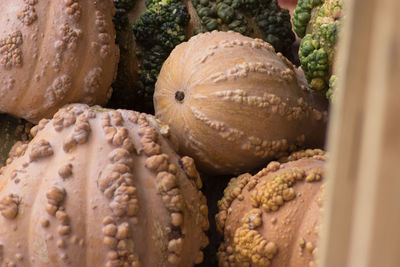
[216,149,326,266]
[154,31,328,175]
[0,104,209,267]
[0,0,119,123]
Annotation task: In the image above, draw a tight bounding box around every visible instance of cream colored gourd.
[154,31,328,175]
[0,0,119,123]
[216,149,326,266]
[0,104,209,267]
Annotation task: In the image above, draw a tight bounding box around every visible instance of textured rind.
[0,104,209,267]
[216,149,326,266]
[292,0,322,39]
[154,31,328,175]
[293,0,343,96]
[0,114,32,168]
[0,0,119,123]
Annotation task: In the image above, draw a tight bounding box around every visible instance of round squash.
[154,31,328,175]
[0,104,209,266]
[0,0,119,123]
[216,149,326,266]
[108,0,297,113]
[107,0,296,112]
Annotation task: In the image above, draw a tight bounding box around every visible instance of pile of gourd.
[0,0,337,266]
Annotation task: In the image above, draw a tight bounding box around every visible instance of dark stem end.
[175,91,185,102]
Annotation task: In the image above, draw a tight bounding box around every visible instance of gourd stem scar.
[175,91,185,102]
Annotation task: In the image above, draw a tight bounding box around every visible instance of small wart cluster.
[202,36,297,85]
[298,237,318,267]
[251,168,306,212]
[0,194,20,220]
[84,68,104,99]
[58,24,83,52]
[209,61,295,84]
[42,184,83,263]
[54,24,83,71]
[45,74,73,107]
[233,209,278,266]
[138,112,209,265]
[286,149,326,162]
[64,0,81,21]
[190,106,227,133]
[95,10,113,59]
[212,89,324,122]
[52,105,80,131]
[17,0,38,25]
[0,31,23,69]
[45,185,66,216]
[29,139,54,161]
[62,111,93,152]
[241,136,292,160]
[199,38,275,65]
[102,216,140,267]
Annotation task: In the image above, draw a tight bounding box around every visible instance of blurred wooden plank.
[347,0,400,265]
[317,0,375,264]
[319,0,400,266]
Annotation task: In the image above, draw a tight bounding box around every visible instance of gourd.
[154,31,328,175]
[0,0,119,123]
[216,149,326,266]
[293,0,343,98]
[108,0,295,111]
[0,104,209,267]
[0,114,32,167]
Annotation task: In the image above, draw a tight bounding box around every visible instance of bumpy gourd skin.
[0,104,209,267]
[293,0,342,98]
[0,0,119,123]
[127,0,295,108]
[216,149,326,266]
[292,0,321,38]
[0,115,32,167]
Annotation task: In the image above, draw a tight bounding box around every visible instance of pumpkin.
[154,31,328,175]
[0,0,119,123]
[216,149,326,266]
[0,104,209,266]
[0,114,32,167]
[107,0,296,112]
